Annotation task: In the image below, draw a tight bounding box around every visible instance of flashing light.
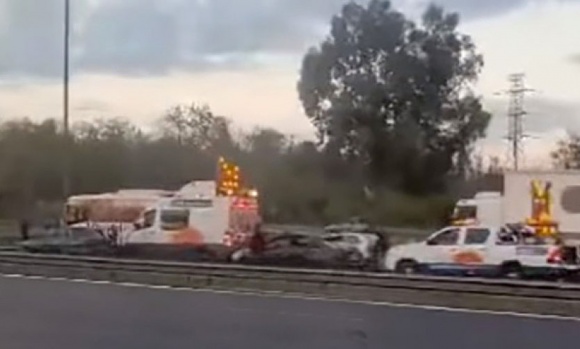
[216,157,242,197]
[526,179,558,237]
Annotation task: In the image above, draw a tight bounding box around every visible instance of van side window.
[160,209,189,230]
[464,228,490,245]
[143,210,156,228]
[427,228,460,246]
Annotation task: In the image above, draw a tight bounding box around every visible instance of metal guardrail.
[1,252,580,317]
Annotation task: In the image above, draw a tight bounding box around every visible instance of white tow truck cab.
[385,224,578,278]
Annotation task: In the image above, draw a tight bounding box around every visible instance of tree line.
[0,1,519,227]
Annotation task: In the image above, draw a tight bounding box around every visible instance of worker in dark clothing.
[248,224,266,255]
[20,219,29,241]
[108,225,119,246]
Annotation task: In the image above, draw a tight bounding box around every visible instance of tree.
[160,103,235,155]
[297,0,491,194]
[0,101,465,226]
[0,118,62,216]
[552,132,580,169]
[72,118,141,193]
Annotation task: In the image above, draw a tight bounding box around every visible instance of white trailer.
[453,170,580,237]
[504,170,580,235]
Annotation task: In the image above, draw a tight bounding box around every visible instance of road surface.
[0,275,578,349]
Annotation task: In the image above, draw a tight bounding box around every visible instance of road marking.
[1,273,579,323]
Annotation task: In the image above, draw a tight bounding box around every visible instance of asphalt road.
[0,275,578,349]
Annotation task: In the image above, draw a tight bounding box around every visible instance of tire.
[500,262,524,279]
[395,259,419,275]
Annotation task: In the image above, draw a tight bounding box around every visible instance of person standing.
[248,224,266,255]
[20,219,29,241]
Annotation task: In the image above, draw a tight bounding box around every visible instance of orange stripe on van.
[170,227,204,245]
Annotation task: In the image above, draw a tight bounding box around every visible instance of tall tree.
[552,132,580,169]
[297,0,491,194]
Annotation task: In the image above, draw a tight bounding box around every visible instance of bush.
[261,184,455,228]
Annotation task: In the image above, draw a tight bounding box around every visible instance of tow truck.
[385,178,580,279]
[62,157,262,261]
[384,223,579,279]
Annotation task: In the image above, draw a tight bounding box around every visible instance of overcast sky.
[1,0,580,167]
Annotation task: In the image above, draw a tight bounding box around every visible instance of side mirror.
[426,239,437,246]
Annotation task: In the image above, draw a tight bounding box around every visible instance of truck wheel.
[395,259,418,275]
[500,262,523,279]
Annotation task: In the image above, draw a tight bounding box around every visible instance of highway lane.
[0,275,578,349]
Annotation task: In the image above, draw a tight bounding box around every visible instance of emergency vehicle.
[384,223,579,279]
[63,157,261,259]
[393,174,580,279]
[120,180,260,258]
[451,171,580,237]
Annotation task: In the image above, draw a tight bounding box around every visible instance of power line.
[495,73,535,171]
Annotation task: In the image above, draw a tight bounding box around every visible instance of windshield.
[452,205,477,221]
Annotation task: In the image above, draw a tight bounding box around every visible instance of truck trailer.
[453,170,580,237]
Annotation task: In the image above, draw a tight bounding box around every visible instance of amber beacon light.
[216,157,241,197]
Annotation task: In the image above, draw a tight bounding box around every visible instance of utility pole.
[497,73,535,171]
[63,0,71,199]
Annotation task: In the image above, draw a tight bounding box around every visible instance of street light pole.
[63,0,70,199]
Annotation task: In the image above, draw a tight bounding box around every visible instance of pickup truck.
[384,224,580,279]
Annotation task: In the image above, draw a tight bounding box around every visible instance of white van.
[120,194,260,258]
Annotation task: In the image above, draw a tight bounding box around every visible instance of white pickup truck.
[384,225,580,279]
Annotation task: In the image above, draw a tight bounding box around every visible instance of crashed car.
[323,223,390,270]
[230,233,359,269]
[18,226,115,256]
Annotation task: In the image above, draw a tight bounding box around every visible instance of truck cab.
[385,224,578,279]
[451,192,503,226]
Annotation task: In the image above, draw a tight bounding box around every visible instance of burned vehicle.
[229,233,359,269]
[18,226,116,256]
[323,222,390,270]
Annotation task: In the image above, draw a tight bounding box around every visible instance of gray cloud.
[568,53,580,64]
[74,98,111,113]
[0,0,568,78]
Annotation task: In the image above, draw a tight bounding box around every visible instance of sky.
[0,0,579,168]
